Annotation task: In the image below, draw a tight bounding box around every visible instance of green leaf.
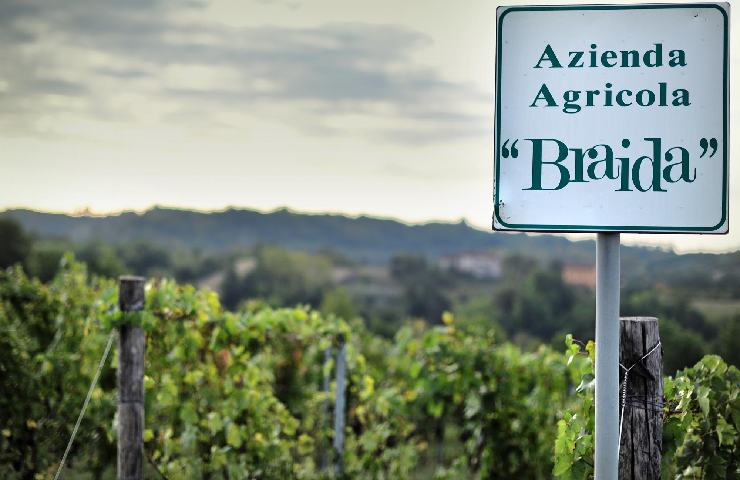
[207,412,223,435]
[409,361,423,379]
[226,423,242,448]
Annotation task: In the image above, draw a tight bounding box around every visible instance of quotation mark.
[699,138,718,158]
[502,139,519,158]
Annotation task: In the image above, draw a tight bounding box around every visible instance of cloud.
[0,0,486,144]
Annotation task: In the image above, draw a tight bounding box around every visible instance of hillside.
[3,207,596,263]
[2,206,738,370]
[2,207,738,291]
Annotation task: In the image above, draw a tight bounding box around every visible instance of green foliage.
[390,254,452,323]
[622,289,716,373]
[0,257,117,479]
[662,356,739,479]
[140,283,312,478]
[320,288,358,320]
[1,259,737,479]
[658,318,707,374]
[0,259,419,478]
[129,279,420,478]
[553,340,739,480]
[388,315,572,479]
[39,240,221,286]
[552,336,595,479]
[5,209,734,373]
[75,242,126,279]
[25,241,70,283]
[0,217,31,269]
[221,246,333,310]
[712,315,740,368]
[492,261,594,342]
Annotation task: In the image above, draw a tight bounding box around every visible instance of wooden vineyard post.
[118,276,146,480]
[333,335,347,477]
[618,317,663,479]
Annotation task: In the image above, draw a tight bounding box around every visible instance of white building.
[438,252,502,279]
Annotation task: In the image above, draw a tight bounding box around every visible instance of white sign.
[493,3,729,233]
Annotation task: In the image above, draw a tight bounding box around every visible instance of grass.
[692,298,740,324]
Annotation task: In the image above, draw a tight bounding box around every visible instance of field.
[692,298,740,322]
[1,261,737,479]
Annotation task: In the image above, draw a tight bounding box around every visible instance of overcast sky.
[0,0,736,253]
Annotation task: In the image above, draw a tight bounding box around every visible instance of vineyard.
[1,257,737,479]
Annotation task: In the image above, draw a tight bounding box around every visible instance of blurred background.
[1,0,738,373]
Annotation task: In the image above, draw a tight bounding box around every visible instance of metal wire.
[52,330,116,480]
[617,340,662,458]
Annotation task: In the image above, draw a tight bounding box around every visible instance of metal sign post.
[493,4,729,478]
[595,233,620,477]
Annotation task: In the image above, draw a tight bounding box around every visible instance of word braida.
[501,136,717,192]
[530,43,689,114]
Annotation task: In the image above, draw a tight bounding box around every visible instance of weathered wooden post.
[618,317,663,479]
[333,335,347,477]
[118,276,146,480]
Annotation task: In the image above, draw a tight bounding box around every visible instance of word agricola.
[529,43,689,114]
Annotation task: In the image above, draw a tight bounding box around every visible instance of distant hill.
[2,207,738,291]
[3,207,597,263]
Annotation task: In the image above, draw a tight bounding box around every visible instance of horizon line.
[3,204,738,255]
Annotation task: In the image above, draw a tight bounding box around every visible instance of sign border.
[493,3,729,233]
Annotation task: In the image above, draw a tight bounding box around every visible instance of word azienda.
[529,44,689,114]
